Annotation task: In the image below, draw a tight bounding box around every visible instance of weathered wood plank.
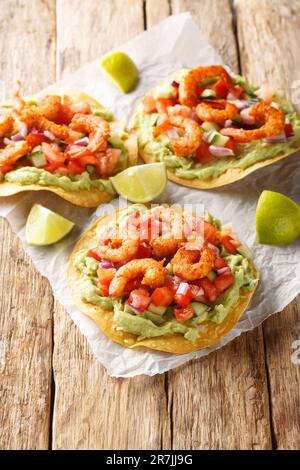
[0,0,56,449]
[146,0,170,27]
[236,0,300,450]
[167,0,272,450]
[171,0,239,71]
[52,0,170,450]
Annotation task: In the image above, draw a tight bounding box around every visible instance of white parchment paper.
[1,13,299,377]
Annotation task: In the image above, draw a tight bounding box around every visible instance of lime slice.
[100,51,139,93]
[26,204,75,246]
[110,163,167,203]
[256,190,300,245]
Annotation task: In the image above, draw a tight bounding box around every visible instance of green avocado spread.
[73,211,257,343]
[131,70,300,181]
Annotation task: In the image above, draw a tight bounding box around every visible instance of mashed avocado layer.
[73,238,257,343]
[4,167,116,193]
[131,71,300,181]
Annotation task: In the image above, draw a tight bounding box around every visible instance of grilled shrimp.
[171,246,216,281]
[70,113,110,154]
[220,102,285,142]
[108,258,167,297]
[0,141,31,172]
[153,115,202,156]
[167,104,196,119]
[0,115,14,138]
[196,99,238,124]
[148,206,185,257]
[97,238,140,263]
[179,65,234,107]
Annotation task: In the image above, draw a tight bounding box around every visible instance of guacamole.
[73,217,257,343]
[131,70,300,181]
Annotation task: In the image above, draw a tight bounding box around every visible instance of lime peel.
[256,190,300,245]
[26,204,75,246]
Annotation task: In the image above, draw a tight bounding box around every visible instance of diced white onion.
[224,119,233,128]
[263,132,287,144]
[166,129,179,139]
[43,130,56,141]
[3,137,13,145]
[74,137,89,146]
[217,267,230,275]
[11,133,24,142]
[240,107,255,125]
[19,123,28,137]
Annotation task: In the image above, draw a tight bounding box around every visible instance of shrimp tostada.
[0,89,137,206]
[68,204,258,354]
[130,65,300,189]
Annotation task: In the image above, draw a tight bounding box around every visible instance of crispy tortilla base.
[132,69,300,190]
[68,208,259,354]
[0,92,138,207]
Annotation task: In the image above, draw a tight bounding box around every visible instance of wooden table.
[0,0,299,450]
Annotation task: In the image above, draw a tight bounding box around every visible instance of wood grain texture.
[0,0,56,450]
[236,0,300,449]
[146,0,170,27]
[171,0,239,71]
[52,0,170,450]
[165,0,271,450]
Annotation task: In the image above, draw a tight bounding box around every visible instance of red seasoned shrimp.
[0,115,14,138]
[0,141,31,172]
[70,113,110,154]
[108,258,167,297]
[97,238,140,263]
[179,66,234,107]
[220,102,285,142]
[196,99,238,124]
[153,115,202,156]
[171,246,216,281]
[148,206,185,258]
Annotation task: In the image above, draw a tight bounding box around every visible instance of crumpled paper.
[1,13,299,377]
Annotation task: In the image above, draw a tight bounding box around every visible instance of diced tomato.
[174,305,194,322]
[225,138,236,153]
[284,123,294,138]
[164,275,180,294]
[0,163,13,174]
[26,133,47,148]
[66,160,85,174]
[78,154,101,174]
[214,272,234,294]
[155,98,177,115]
[151,286,174,307]
[174,282,193,308]
[142,94,157,113]
[196,86,204,97]
[189,284,208,304]
[42,142,66,166]
[198,278,218,302]
[128,288,151,312]
[97,268,116,296]
[232,86,245,99]
[136,242,152,259]
[204,221,218,244]
[213,80,229,99]
[221,235,239,254]
[214,256,228,269]
[87,248,102,261]
[195,140,216,164]
[89,148,120,177]
[55,104,73,125]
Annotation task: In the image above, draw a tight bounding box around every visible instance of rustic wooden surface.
[0,0,299,450]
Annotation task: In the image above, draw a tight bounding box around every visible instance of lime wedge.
[26,204,75,246]
[100,51,139,93]
[110,163,167,203]
[256,190,300,245]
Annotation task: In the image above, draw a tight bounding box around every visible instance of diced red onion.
[190,285,205,298]
[43,130,56,141]
[240,107,255,125]
[190,111,200,122]
[19,123,28,137]
[125,302,144,314]
[227,94,249,109]
[209,145,234,157]
[217,267,230,275]
[207,243,220,255]
[11,133,24,142]
[176,282,190,295]
[263,132,287,144]
[74,137,89,146]
[98,261,115,269]
[171,80,180,88]
[31,128,44,135]
[224,119,233,128]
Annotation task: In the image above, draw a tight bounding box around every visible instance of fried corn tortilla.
[131,69,300,190]
[68,207,259,354]
[0,92,137,207]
